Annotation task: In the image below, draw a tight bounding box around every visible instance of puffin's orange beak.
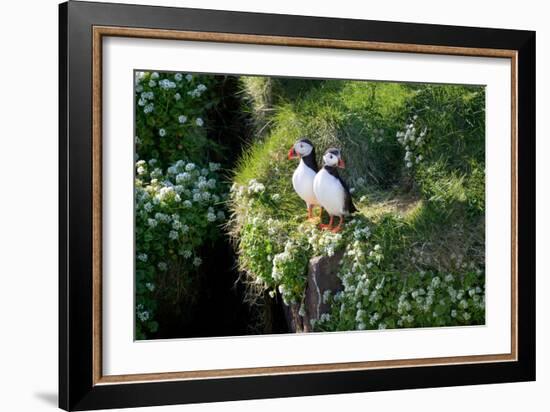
[288,147,297,160]
[338,158,346,168]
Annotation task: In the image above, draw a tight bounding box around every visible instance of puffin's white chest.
[313,168,346,216]
[292,160,318,206]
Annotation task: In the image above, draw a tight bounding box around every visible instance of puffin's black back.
[323,165,357,214]
[297,138,318,172]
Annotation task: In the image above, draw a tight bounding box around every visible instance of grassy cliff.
[229,76,486,331]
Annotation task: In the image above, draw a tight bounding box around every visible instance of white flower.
[209,162,220,172]
[147,218,157,228]
[271,193,281,201]
[406,161,413,168]
[185,74,193,82]
[145,282,155,292]
[247,179,265,193]
[137,166,146,175]
[152,169,163,179]
[193,257,202,267]
[148,80,156,87]
[157,186,174,201]
[175,172,190,184]
[374,244,381,251]
[178,115,187,124]
[298,305,306,317]
[207,179,216,189]
[174,73,183,81]
[158,262,167,271]
[322,290,332,304]
[169,230,178,240]
[151,72,159,79]
[137,253,148,262]
[138,311,150,322]
[183,200,192,208]
[158,128,166,137]
[144,103,154,114]
[183,250,192,259]
[207,212,216,222]
[195,118,204,127]
[185,163,196,172]
[174,93,181,100]
[320,313,331,322]
[159,79,176,89]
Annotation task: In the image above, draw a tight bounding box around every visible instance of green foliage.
[397,85,486,217]
[134,158,226,339]
[314,213,485,331]
[230,77,486,332]
[135,71,222,167]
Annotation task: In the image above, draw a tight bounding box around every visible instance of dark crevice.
[151,75,289,339]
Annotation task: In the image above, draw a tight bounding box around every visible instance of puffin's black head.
[323,147,345,168]
[288,138,315,160]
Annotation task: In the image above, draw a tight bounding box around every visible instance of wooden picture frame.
[59,1,535,410]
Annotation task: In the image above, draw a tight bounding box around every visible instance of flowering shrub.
[135,159,226,338]
[396,114,427,170]
[135,71,220,166]
[232,180,486,332]
[314,224,485,331]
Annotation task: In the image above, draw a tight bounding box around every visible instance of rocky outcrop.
[283,250,344,332]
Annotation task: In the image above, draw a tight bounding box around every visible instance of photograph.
[133,71,486,340]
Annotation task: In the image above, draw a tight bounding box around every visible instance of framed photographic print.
[59,1,536,410]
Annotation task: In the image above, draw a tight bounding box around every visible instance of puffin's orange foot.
[319,216,334,230]
[331,226,343,233]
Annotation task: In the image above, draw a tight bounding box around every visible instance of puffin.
[313,148,357,232]
[288,138,322,220]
